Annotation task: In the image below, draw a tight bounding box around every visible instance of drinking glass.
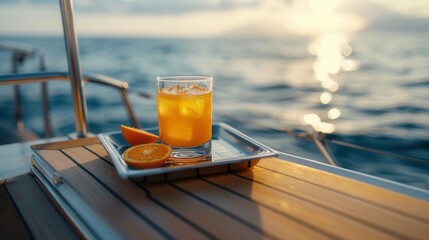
[156,76,213,160]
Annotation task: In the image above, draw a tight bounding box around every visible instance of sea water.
[0,32,428,189]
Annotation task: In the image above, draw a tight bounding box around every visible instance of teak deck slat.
[61,147,209,239]
[258,158,429,222]
[203,173,394,240]
[146,183,267,239]
[37,150,167,239]
[4,174,78,240]
[0,181,32,240]
[235,163,428,239]
[171,177,333,239]
[64,147,271,239]
[85,142,331,239]
[30,138,429,240]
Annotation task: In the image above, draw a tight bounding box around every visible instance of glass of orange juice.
[157,76,213,160]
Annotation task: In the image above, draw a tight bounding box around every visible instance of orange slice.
[120,125,159,146]
[123,143,172,169]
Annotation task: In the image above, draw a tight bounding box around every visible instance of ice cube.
[181,87,190,94]
[179,83,188,90]
[168,85,180,95]
[189,88,201,95]
[179,97,205,117]
[161,88,170,94]
[189,84,207,95]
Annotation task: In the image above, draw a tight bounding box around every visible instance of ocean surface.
[1,32,428,190]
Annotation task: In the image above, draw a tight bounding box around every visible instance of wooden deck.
[1,138,429,239]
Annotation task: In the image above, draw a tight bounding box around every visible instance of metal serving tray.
[97,122,278,179]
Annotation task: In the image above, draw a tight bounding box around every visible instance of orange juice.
[157,86,212,147]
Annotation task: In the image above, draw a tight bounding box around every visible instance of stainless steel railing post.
[312,131,339,166]
[38,49,52,138]
[59,0,88,138]
[12,52,24,131]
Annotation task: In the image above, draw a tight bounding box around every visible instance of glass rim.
[156,75,213,82]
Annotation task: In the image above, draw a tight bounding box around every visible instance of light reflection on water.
[304,32,356,134]
[301,0,360,134]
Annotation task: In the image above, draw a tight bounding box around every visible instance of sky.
[0,0,428,38]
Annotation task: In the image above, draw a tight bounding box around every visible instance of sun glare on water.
[298,0,360,134]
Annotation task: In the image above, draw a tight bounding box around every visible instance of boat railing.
[0,43,52,138]
[0,71,141,138]
[1,0,146,139]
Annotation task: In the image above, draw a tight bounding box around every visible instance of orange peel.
[120,125,159,146]
[123,143,172,169]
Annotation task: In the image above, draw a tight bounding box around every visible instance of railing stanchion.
[59,0,88,138]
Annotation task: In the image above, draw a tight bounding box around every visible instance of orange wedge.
[120,125,159,146]
[123,143,172,169]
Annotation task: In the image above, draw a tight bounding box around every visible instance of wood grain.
[204,173,398,240]
[144,182,266,239]
[30,140,429,240]
[36,149,167,239]
[31,138,99,150]
[258,158,429,222]
[0,181,32,240]
[172,177,333,240]
[239,159,429,239]
[57,146,270,239]
[62,146,208,239]
[4,174,78,240]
